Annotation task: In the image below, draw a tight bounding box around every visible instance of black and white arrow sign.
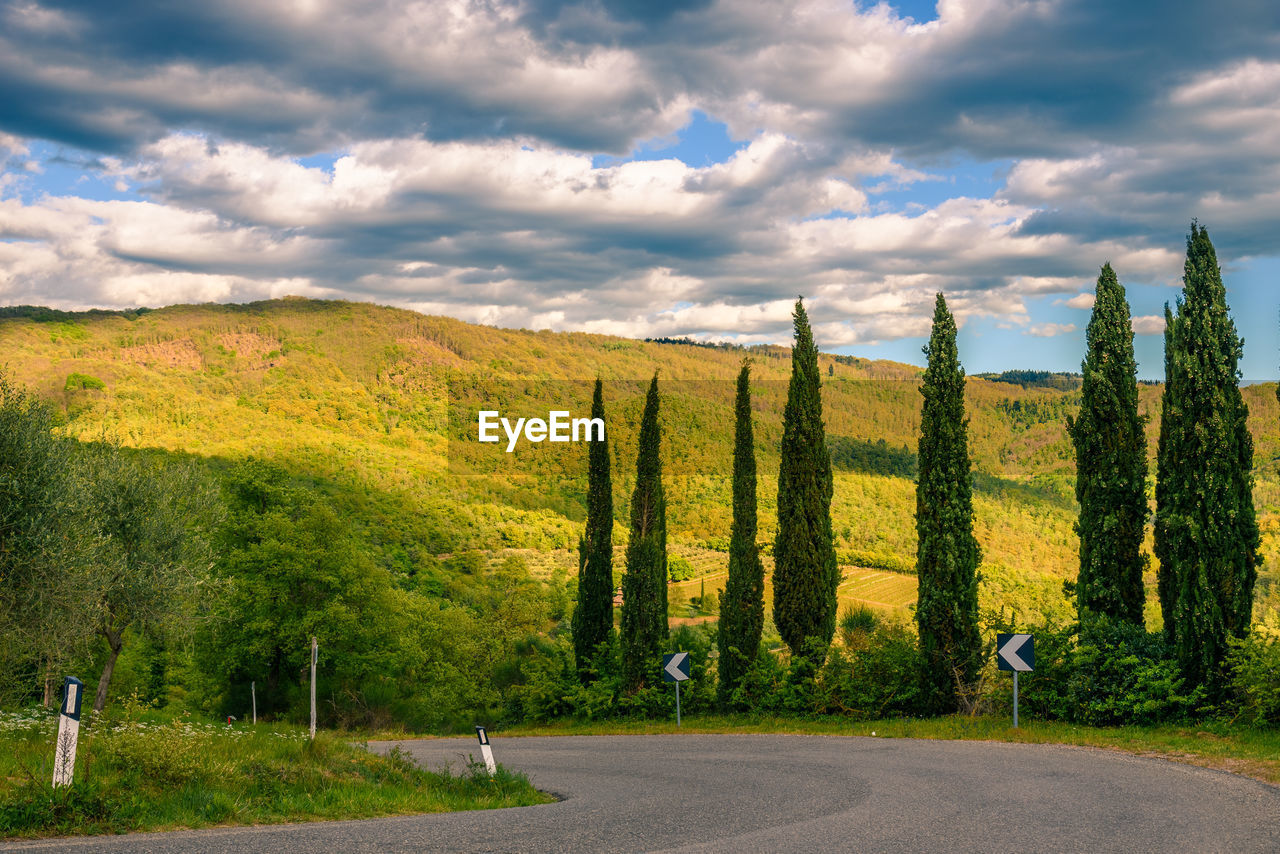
[662,651,690,682]
[996,633,1034,672]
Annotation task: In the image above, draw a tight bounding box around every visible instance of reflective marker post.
[309,637,318,741]
[53,677,83,787]
[475,726,496,775]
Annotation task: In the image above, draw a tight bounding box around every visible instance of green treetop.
[1154,223,1259,694]
[718,360,765,704]
[773,299,838,661]
[620,373,668,690]
[572,378,615,680]
[915,293,982,713]
[1068,263,1148,626]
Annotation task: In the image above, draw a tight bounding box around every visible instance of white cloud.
[1059,292,1095,309]
[1027,322,1076,337]
[1131,314,1166,335]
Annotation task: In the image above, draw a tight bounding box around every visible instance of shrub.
[818,621,923,718]
[1067,620,1203,726]
[667,556,695,582]
[1228,628,1280,726]
[64,372,105,391]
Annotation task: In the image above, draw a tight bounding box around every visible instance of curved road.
[4,734,1278,852]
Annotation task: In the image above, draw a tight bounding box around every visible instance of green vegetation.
[64,373,105,391]
[1,292,1279,737]
[621,374,668,690]
[1068,264,1147,625]
[572,379,614,680]
[1155,224,1260,696]
[915,294,981,713]
[773,299,838,662]
[718,361,765,704]
[0,704,549,838]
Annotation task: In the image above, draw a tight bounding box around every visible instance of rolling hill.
[2,298,1278,629]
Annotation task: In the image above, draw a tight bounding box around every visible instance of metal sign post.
[53,677,83,787]
[475,726,496,775]
[996,633,1035,728]
[662,652,691,727]
[309,637,318,741]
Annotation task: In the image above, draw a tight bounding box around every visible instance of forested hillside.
[2,298,1278,725]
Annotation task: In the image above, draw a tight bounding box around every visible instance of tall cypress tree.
[915,293,981,713]
[620,373,668,690]
[1154,304,1177,631]
[1068,264,1148,626]
[572,378,614,680]
[773,298,838,661]
[1154,223,1259,693]
[718,360,764,703]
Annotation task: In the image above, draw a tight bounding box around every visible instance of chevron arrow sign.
[996,633,1034,672]
[662,651,690,682]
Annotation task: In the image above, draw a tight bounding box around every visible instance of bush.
[1067,620,1203,726]
[1228,628,1280,726]
[818,621,923,718]
[667,556,695,582]
[64,373,105,391]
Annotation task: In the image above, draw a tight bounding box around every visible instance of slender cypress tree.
[571,378,614,680]
[718,360,765,703]
[1154,304,1177,631]
[1067,264,1148,626]
[773,298,838,661]
[620,373,668,690]
[1154,223,1259,694]
[915,293,981,713]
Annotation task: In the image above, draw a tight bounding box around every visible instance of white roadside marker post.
[53,677,83,788]
[251,681,257,725]
[309,636,318,741]
[475,726,496,775]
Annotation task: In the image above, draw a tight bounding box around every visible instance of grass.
[482,714,1280,786]
[0,707,552,839]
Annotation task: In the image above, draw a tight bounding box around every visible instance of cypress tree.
[718,360,765,703]
[1067,264,1148,626]
[1154,304,1177,632]
[571,378,614,680]
[773,298,838,661]
[1154,223,1259,694]
[620,373,668,690]
[915,293,981,713]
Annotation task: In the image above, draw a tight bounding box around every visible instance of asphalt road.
[5,734,1279,853]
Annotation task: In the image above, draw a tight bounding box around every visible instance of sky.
[2,1,1279,379]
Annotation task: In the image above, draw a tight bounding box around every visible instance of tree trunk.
[43,658,54,708]
[94,628,124,714]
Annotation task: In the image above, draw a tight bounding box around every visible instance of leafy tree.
[773,299,838,661]
[572,379,614,680]
[915,293,982,713]
[81,444,219,712]
[200,460,404,719]
[718,361,765,703]
[620,373,667,690]
[1067,264,1148,626]
[0,372,96,704]
[1153,223,1260,694]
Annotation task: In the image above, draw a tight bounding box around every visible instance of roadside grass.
[439,715,1280,786]
[0,708,552,839]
